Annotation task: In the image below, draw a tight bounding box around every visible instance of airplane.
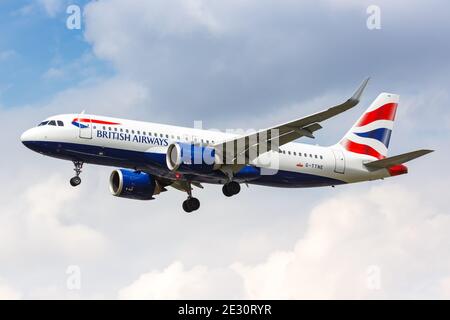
[20,78,433,213]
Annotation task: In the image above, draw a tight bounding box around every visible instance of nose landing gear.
[70,161,83,187]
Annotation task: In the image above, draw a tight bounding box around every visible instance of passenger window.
[114,127,118,131]
[320,155,323,159]
[137,131,140,135]
[177,136,180,140]
[57,120,64,126]
[304,153,307,157]
[120,128,123,132]
[166,134,169,138]
[132,130,135,134]
[310,154,313,158]
[108,127,112,131]
[103,126,106,130]
[143,131,146,135]
[126,129,129,133]
[160,133,163,138]
[93,126,97,130]
[315,155,318,159]
[48,120,56,126]
[288,151,291,155]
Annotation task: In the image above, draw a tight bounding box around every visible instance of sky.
[0,0,449,299]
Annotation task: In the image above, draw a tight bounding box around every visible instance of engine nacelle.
[166,142,221,173]
[109,169,158,200]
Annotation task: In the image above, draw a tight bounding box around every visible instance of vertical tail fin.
[339,93,399,159]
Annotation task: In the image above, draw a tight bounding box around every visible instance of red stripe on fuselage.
[340,139,385,159]
[72,118,121,125]
[357,103,397,127]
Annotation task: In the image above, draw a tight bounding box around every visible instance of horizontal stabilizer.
[364,149,434,170]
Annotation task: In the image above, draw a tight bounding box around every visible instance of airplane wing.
[364,149,434,170]
[214,77,370,164]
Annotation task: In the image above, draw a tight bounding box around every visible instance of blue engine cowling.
[109,169,156,200]
[166,142,221,174]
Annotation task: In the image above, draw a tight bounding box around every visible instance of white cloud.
[13,4,35,17]
[0,173,109,263]
[119,184,450,299]
[118,261,244,299]
[42,67,64,80]
[0,279,21,300]
[118,262,210,299]
[25,175,109,259]
[43,76,150,117]
[234,184,450,299]
[37,0,63,17]
[41,52,112,84]
[82,0,450,126]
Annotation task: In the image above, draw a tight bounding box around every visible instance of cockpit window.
[57,120,64,126]
[38,121,49,126]
[48,120,56,126]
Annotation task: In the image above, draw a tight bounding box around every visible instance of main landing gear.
[182,182,200,213]
[70,161,83,187]
[222,181,241,197]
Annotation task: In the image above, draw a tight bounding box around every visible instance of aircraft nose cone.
[20,128,40,151]
[20,129,32,143]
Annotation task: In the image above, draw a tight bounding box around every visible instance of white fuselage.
[21,114,392,188]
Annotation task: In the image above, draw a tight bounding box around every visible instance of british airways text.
[96,130,169,146]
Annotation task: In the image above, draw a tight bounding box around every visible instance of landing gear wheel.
[182,181,200,213]
[222,184,233,197]
[222,181,241,197]
[70,176,81,187]
[182,197,200,213]
[70,161,84,187]
[189,197,200,211]
[182,200,192,213]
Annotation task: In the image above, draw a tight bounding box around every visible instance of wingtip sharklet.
[350,77,370,103]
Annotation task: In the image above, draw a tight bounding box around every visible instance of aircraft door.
[332,149,345,174]
[78,115,92,139]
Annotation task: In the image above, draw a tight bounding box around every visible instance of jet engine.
[166,142,221,174]
[109,169,160,200]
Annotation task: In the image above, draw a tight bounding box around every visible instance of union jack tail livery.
[339,93,399,159]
